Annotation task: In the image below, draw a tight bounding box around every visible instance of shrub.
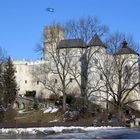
[49,94,59,101]
[70,97,83,110]
[4,107,17,122]
[66,94,76,105]
[87,101,101,112]
[0,111,5,122]
[33,99,39,110]
[0,104,6,122]
[64,110,79,121]
[55,93,77,109]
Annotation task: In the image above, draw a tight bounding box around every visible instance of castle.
[14,25,140,110]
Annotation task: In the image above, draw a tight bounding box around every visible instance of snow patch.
[49,119,59,123]
[43,107,52,113]
[43,107,58,114]
[51,108,58,113]
[18,109,26,114]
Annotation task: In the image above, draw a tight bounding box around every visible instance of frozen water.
[0,126,140,139]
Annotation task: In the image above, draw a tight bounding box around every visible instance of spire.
[114,40,139,56]
[88,34,106,48]
[122,40,128,48]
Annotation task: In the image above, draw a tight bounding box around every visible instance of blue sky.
[0,0,140,60]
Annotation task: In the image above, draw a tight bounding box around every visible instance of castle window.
[69,78,73,82]
[25,80,27,84]
[100,74,103,80]
[54,79,57,83]
[125,65,128,72]
[37,81,39,85]
[125,65,131,76]
[124,65,131,84]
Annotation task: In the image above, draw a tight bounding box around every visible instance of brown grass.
[16,110,64,123]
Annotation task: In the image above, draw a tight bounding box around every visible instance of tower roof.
[115,40,139,56]
[88,34,107,48]
[57,39,86,49]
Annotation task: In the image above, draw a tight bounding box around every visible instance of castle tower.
[43,25,64,60]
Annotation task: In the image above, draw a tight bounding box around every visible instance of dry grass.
[4,108,17,122]
[16,110,64,123]
[15,109,95,124]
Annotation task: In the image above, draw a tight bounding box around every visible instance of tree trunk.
[63,94,66,111]
[116,105,125,125]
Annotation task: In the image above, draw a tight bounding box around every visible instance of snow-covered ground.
[43,107,59,113]
[18,107,59,114]
[0,126,140,139]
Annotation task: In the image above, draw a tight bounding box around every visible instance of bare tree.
[105,32,139,54]
[64,16,108,43]
[34,17,109,110]
[33,25,76,111]
[64,17,109,107]
[96,33,140,119]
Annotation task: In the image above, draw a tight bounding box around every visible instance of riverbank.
[0,120,98,128]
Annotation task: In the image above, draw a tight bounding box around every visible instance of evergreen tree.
[3,57,17,107]
[0,60,5,104]
[0,64,4,101]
